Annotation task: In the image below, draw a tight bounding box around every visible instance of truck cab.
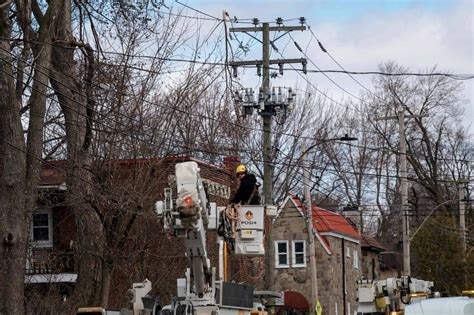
[405,291,474,315]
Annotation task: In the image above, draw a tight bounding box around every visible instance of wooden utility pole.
[230,20,306,290]
[302,144,319,314]
[459,182,467,252]
[262,22,272,226]
[376,110,427,276]
[398,110,410,276]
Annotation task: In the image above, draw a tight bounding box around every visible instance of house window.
[353,249,359,269]
[275,241,289,268]
[346,247,351,257]
[292,240,306,267]
[31,210,53,248]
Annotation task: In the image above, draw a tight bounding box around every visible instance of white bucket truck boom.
[155,161,267,315]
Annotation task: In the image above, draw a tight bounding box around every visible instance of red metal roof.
[289,194,360,240]
[313,207,360,239]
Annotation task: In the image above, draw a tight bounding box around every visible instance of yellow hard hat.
[235,164,247,174]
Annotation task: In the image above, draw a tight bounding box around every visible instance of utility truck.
[153,161,266,315]
[404,290,474,315]
[77,161,268,315]
[356,276,435,315]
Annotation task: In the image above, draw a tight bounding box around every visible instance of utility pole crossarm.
[229,58,306,67]
[229,26,306,33]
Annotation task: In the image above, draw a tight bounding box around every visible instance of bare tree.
[364,62,472,291]
[323,101,383,232]
[231,85,337,204]
[57,2,230,308]
[0,0,64,313]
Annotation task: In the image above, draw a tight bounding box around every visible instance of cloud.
[309,1,473,124]
[315,1,472,70]
[188,0,473,127]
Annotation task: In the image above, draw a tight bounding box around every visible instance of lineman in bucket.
[230,164,261,205]
[218,164,261,249]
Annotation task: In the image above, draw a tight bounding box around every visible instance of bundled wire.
[217,204,241,251]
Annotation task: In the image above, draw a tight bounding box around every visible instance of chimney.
[223,156,240,173]
[343,204,362,233]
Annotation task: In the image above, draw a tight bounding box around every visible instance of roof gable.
[274,194,305,220]
[285,194,360,240]
[275,194,333,255]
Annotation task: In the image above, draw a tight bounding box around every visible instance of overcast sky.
[182,0,473,130]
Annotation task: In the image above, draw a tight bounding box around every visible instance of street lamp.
[339,134,358,141]
[410,199,458,241]
[300,134,358,160]
[301,134,357,314]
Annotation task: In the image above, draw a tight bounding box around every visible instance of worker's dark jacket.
[231,173,260,205]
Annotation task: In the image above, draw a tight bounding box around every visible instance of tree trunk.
[0,4,27,313]
[100,260,114,308]
[49,0,104,308]
[1,0,63,312]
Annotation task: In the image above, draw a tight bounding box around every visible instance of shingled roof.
[360,234,385,252]
[36,155,232,187]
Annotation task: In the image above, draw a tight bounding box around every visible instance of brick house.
[27,156,247,309]
[272,194,361,315]
[26,160,76,299]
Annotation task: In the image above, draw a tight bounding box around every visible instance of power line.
[288,31,368,105]
[7,61,463,222]
[270,37,369,117]
[276,205,470,225]
[3,56,467,187]
[281,67,474,81]
[3,36,472,80]
[0,36,227,66]
[7,116,464,225]
[2,46,357,149]
[0,49,241,159]
[306,24,382,99]
[174,0,222,21]
[2,39,470,182]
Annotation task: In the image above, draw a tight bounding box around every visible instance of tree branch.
[0,0,13,11]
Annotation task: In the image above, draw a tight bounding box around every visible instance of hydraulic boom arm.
[159,162,213,298]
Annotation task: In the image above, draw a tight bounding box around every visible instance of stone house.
[359,235,385,281]
[338,206,386,282]
[27,156,246,309]
[379,242,403,279]
[272,194,361,315]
